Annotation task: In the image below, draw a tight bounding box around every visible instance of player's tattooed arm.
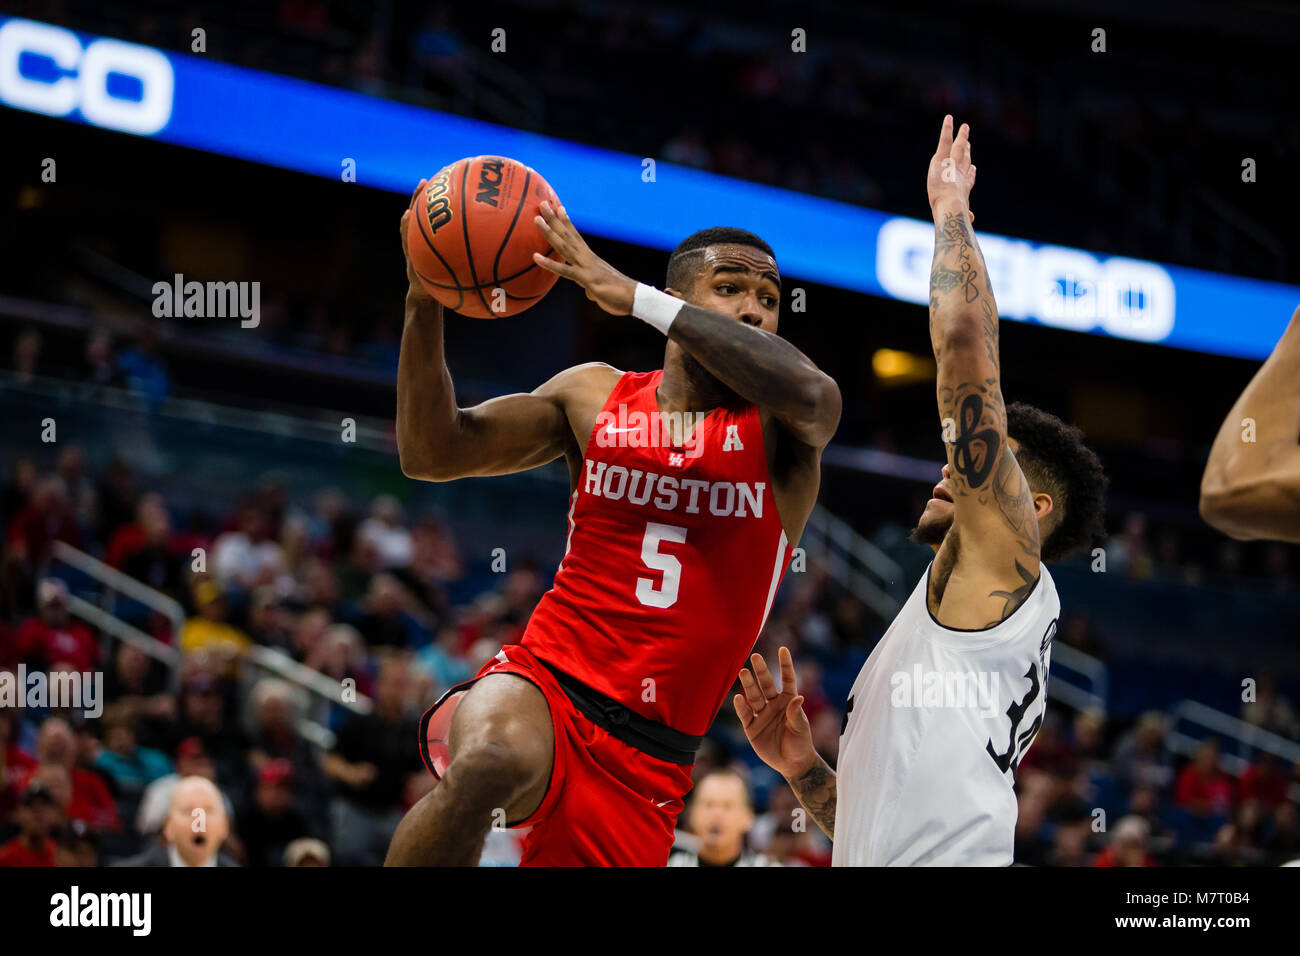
[788,757,837,840]
[1200,304,1300,543]
[926,117,1040,571]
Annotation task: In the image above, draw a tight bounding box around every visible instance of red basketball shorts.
[419,643,695,866]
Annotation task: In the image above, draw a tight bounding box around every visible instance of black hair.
[1006,402,1108,563]
[665,227,776,293]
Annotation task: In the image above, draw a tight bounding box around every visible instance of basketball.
[406,156,562,318]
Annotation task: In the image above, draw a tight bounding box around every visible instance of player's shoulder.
[532,361,622,399]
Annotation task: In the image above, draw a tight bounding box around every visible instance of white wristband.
[632,283,684,334]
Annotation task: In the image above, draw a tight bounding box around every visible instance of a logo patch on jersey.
[723,425,744,451]
[668,453,685,467]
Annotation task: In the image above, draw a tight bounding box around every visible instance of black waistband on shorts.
[537,659,702,766]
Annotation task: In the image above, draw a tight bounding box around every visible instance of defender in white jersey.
[735,116,1107,866]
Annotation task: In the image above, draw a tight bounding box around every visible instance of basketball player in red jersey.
[384,186,841,866]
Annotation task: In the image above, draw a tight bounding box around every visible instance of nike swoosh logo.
[604,425,640,434]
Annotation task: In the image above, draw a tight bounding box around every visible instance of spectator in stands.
[283,836,330,866]
[15,579,99,673]
[1111,711,1174,793]
[56,447,97,533]
[93,704,173,819]
[322,656,421,866]
[750,778,826,865]
[180,580,253,656]
[136,737,235,836]
[102,643,175,739]
[116,324,170,406]
[15,719,118,833]
[0,458,38,530]
[79,328,119,390]
[1093,815,1157,866]
[354,573,426,649]
[1240,754,1290,811]
[0,781,60,866]
[7,477,82,584]
[0,709,37,818]
[290,605,332,662]
[171,669,249,789]
[118,495,185,599]
[94,458,138,547]
[237,758,313,867]
[11,327,43,384]
[1264,800,1300,865]
[306,623,373,699]
[245,679,322,809]
[245,587,293,650]
[668,768,773,867]
[116,776,237,866]
[1175,739,1235,819]
[213,506,285,592]
[357,495,413,570]
[413,625,473,698]
[54,818,99,867]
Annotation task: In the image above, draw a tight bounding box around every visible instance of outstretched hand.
[532,201,638,316]
[926,114,977,219]
[734,646,818,781]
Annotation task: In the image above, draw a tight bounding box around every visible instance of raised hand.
[926,114,977,216]
[734,646,818,780]
[532,201,637,315]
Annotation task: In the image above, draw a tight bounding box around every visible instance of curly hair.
[1006,402,1108,563]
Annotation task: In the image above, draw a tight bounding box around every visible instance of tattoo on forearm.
[792,763,837,838]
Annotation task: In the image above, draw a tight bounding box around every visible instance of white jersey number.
[635,522,686,608]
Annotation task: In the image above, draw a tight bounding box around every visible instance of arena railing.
[1046,642,1108,715]
[48,541,373,746]
[800,504,905,620]
[1165,698,1300,778]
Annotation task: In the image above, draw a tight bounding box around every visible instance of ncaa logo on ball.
[475,157,506,208]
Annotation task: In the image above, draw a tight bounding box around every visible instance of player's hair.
[665,227,776,293]
[1006,402,1108,563]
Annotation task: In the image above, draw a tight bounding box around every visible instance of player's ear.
[1032,491,1054,524]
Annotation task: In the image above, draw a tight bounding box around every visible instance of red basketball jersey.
[523,370,794,737]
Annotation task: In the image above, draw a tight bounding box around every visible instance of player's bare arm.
[1200,305,1300,542]
[925,117,1043,628]
[397,182,620,484]
[531,201,841,449]
[735,648,836,839]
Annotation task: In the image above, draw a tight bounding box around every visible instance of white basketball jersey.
[833,561,1059,866]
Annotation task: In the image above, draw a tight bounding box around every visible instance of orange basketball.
[406,156,561,319]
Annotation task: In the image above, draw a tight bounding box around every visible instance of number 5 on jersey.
[636,522,686,608]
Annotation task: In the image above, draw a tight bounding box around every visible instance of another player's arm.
[926,118,1041,593]
[1199,306,1300,542]
[735,649,836,840]
[532,203,841,449]
[397,187,585,481]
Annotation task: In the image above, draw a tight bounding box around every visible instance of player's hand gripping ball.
[406,156,562,318]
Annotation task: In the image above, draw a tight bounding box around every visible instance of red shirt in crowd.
[0,836,56,867]
[1093,847,1158,867]
[1239,762,1289,809]
[9,765,121,832]
[1174,764,1235,817]
[15,618,99,673]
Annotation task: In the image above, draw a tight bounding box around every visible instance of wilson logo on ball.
[423,171,453,234]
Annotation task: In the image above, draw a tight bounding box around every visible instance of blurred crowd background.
[1,0,1298,867]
